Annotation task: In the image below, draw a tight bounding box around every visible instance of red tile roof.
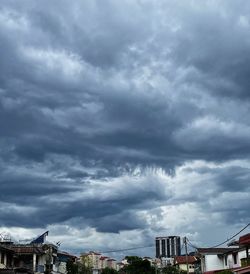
[174,256,197,264]
[100,256,109,260]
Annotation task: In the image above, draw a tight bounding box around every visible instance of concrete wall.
[179,263,195,273]
[204,254,224,272]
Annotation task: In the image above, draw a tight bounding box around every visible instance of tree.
[66,260,79,274]
[101,267,118,274]
[78,262,92,274]
[161,266,180,274]
[66,260,92,274]
[217,270,233,274]
[122,257,155,274]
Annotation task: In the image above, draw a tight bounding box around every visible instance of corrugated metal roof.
[196,247,238,254]
[239,233,250,245]
[11,246,45,254]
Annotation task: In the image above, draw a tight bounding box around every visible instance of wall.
[204,254,224,272]
[179,263,195,273]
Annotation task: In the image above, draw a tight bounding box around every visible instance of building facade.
[155,236,181,258]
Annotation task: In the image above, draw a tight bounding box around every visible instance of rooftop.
[174,256,198,264]
[196,248,238,254]
[239,233,250,246]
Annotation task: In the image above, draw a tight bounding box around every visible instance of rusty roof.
[239,233,250,246]
[174,256,197,264]
[11,246,45,254]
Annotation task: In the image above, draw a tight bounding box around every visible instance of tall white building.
[155,236,181,258]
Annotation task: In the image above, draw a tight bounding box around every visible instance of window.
[225,255,228,266]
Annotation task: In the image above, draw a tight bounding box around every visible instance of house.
[12,243,58,274]
[196,247,239,273]
[236,233,250,268]
[228,233,250,274]
[0,244,15,269]
[196,233,250,273]
[174,256,199,273]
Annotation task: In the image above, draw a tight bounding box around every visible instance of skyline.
[0,0,250,259]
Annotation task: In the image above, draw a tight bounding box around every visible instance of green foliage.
[124,256,143,265]
[101,267,118,274]
[66,260,79,274]
[66,260,92,274]
[217,270,233,274]
[78,262,92,274]
[241,258,250,267]
[161,266,179,274]
[122,257,155,274]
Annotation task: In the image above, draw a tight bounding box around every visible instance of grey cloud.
[0,0,250,254]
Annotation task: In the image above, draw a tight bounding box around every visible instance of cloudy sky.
[0,0,250,259]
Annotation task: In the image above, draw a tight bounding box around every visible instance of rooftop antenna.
[0,232,11,242]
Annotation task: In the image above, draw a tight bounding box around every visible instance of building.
[80,252,120,274]
[99,256,109,270]
[196,247,239,273]
[0,244,15,269]
[106,259,116,270]
[80,251,101,273]
[196,233,250,273]
[57,251,78,274]
[174,256,199,273]
[155,236,181,258]
[0,231,68,274]
[12,243,58,273]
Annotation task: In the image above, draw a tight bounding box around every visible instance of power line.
[186,238,198,250]
[187,222,250,249]
[86,222,250,256]
[101,244,154,254]
[209,222,250,248]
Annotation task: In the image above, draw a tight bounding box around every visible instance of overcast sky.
[0,0,250,259]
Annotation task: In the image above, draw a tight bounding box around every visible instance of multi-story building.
[80,251,120,274]
[155,236,181,258]
[80,251,101,273]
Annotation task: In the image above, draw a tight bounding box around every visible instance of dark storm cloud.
[0,168,166,231]
[168,1,250,99]
[0,0,249,243]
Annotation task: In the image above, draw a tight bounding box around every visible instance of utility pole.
[183,237,189,274]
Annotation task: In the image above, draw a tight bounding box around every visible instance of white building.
[196,233,250,273]
[197,248,239,272]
